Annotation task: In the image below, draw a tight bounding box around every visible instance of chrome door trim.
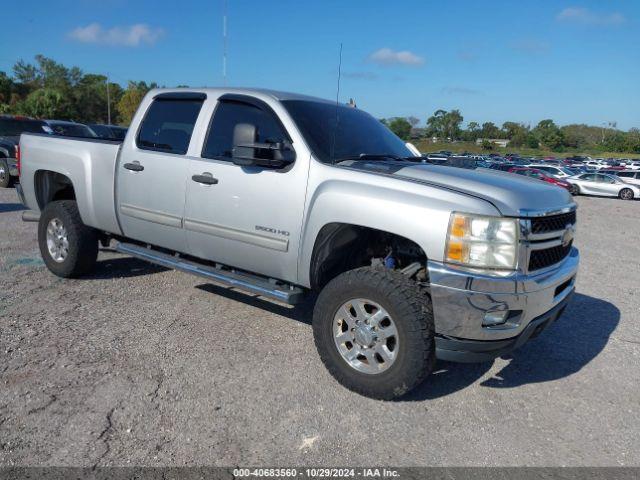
[120,203,183,228]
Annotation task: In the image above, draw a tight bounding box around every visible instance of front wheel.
[38,200,99,278]
[569,184,580,196]
[312,267,436,400]
[619,188,634,200]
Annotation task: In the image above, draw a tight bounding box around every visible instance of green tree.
[534,119,564,150]
[426,109,447,139]
[20,88,73,119]
[481,139,493,150]
[481,122,501,139]
[387,117,412,141]
[117,82,156,126]
[443,109,463,140]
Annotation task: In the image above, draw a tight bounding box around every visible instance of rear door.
[183,94,309,283]
[116,92,206,252]
[593,174,618,196]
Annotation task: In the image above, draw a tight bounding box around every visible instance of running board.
[115,242,306,305]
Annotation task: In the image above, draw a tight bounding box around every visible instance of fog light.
[483,310,509,327]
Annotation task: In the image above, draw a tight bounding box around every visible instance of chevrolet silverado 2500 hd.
[17,88,579,399]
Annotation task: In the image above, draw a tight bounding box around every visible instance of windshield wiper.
[333,153,406,164]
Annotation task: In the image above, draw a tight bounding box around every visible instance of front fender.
[297,169,501,287]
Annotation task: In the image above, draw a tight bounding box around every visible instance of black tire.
[570,184,580,196]
[313,267,436,400]
[619,188,634,200]
[0,159,11,188]
[38,200,99,278]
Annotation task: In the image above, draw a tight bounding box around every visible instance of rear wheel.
[313,267,435,400]
[569,184,580,196]
[38,200,99,278]
[0,159,11,188]
[619,188,634,200]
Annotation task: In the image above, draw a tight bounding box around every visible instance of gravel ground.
[0,186,639,467]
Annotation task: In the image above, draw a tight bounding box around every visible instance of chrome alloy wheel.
[620,188,634,200]
[333,298,399,374]
[0,164,6,181]
[46,218,69,263]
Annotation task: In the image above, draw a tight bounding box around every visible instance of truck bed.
[19,133,123,235]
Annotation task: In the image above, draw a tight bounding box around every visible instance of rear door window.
[137,98,204,155]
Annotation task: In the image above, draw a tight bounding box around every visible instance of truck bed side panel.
[20,134,122,235]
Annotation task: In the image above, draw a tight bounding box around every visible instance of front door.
[116,93,206,252]
[184,96,308,283]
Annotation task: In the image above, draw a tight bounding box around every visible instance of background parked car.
[528,164,575,179]
[88,123,128,141]
[0,115,52,188]
[508,167,572,191]
[488,162,516,171]
[567,173,640,200]
[45,120,97,138]
[423,153,448,164]
[600,170,640,186]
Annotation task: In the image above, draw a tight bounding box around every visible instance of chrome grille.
[530,211,576,234]
[529,242,573,271]
[521,209,576,272]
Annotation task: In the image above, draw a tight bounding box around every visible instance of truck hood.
[342,160,574,217]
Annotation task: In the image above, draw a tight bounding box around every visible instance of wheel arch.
[308,222,428,291]
[33,169,77,211]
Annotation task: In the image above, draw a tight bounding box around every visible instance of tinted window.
[111,127,127,140]
[202,101,288,160]
[617,171,633,178]
[0,118,49,136]
[49,123,96,138]
[283,100,411,163]
[137,99,204,154]
[595,174,615,183]
[580,174,596,181]
[89,124,112,138]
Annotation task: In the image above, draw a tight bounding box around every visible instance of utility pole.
[223,0,228,85]
[106,77,111,125]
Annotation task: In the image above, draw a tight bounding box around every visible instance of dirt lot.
[1,187,639,467]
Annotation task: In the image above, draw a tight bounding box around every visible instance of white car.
[529,164,575,179]
[567,173,640,200]
[626,161,640,170]
[610,170,640,186]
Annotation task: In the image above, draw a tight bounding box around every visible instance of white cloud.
[368,48,424,66]
[556,7,626,26]
[69,23,164,46]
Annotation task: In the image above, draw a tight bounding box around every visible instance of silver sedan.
[567,173,640,200]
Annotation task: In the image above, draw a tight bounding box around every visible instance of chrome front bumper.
[428,247,579,361]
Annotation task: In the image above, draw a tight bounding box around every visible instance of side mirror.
[231,123,295,168]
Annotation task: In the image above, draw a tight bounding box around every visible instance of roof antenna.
[222,0,228,85]
[330,43,343,164]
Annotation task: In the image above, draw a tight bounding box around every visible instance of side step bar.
[115,242,306,305]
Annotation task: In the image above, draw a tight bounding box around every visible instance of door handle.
[192,173,219,185]
[124,162,144,172]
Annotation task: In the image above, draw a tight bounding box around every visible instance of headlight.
[445,212,518,269]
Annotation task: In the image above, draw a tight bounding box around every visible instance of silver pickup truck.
[17,88,579,399]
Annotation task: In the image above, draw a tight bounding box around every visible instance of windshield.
[282,100,412,163]
[0,118,49,136]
